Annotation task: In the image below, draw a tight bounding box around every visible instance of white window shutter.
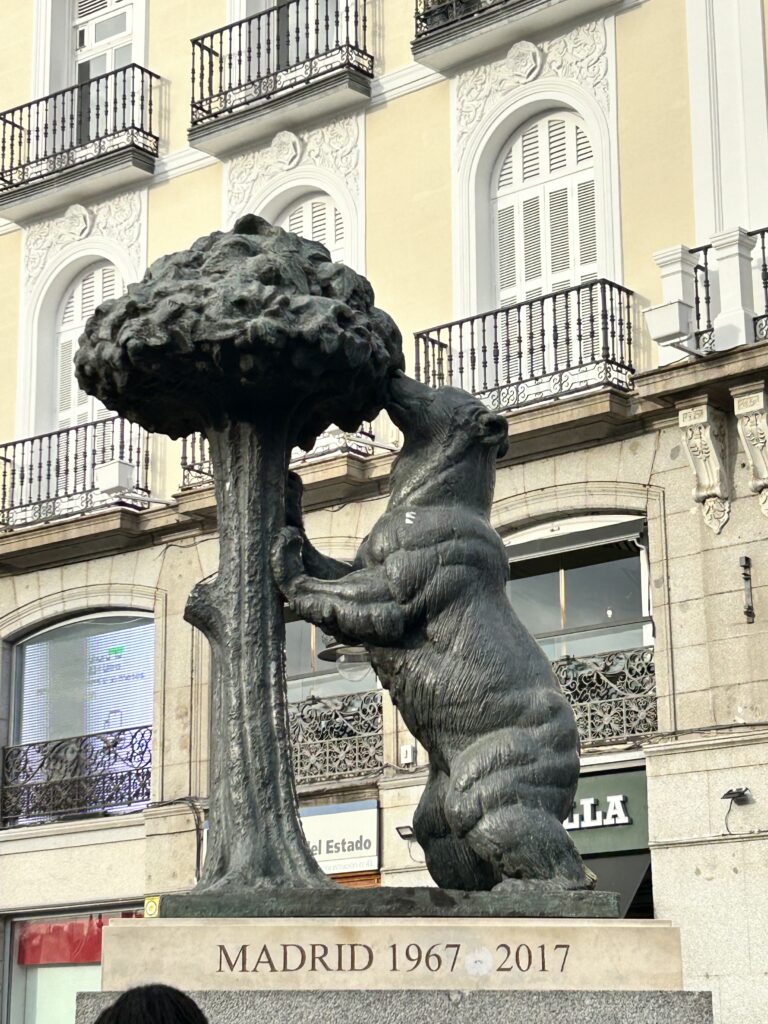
[492,111,598,310]
[55,262,124,430]
[280,193,346,262]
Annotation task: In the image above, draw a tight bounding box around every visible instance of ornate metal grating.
[1,725,152,827]
[289,690,383,785]
[553,647,657,745]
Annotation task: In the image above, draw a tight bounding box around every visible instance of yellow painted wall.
[148,0,227,154]
[147,163,224,262]
[365,82,452,372]
[0,7,33,109]
[375,0,416,76]
[616,0,695,315]
[0,231,21,442]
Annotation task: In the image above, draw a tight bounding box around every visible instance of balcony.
[179,424,377,490]
[1,725,152,827]
[414,279,635,413]
[411,0,620,75]
[0,65,159,224]
[690,227,768,351]
[0,417,151,531]
[189,1,373,157]
[290,690,383,786]
[554,647,657,746]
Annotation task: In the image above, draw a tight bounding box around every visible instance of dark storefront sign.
[564,768,651,917]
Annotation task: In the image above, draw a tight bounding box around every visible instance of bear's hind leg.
[466,803,594,892]
[413,765,499,891]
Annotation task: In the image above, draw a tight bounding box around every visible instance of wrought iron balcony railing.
[414,0,517,36]
[290,690,383,785]
[1,725,152,827]
[180,424,375,489]
[689,228,768,349]
[190,1,373,127]
[0,417,151,530]
[0,65,159,192]
[415,280,635,413]
[690,243,715,352]
[553,647,657,745]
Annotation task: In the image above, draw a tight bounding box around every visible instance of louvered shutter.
[492,111,598,377]
[280,193,346,262]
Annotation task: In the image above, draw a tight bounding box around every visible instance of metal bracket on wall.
[740,555,755,624]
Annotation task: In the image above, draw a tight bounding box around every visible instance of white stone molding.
[225,115,364,271]
[686,0,768,239]
[370,64,445,107]
[452,17,620,319]
[456,20,609,149]
[731,382,768,517]
[645,246,700,361]
[678,401,730,534]
[16,190,148,438]
[0,584,160,643]
[710,227,758,350]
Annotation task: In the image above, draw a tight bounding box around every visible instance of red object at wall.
[17,912,141,966]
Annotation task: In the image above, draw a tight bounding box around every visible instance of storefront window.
[8,910,141,1024]
[506,540,649,660]
[285,620,376,703]
[13,614,155,744]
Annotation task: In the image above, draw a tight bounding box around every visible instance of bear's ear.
[477,411,509,455]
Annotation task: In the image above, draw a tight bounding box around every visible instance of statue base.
[157,885,620,919]
[76,915,714,1024]
[77,989,714,1024]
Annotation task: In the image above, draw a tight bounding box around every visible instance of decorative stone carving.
[506,41,544,84]
[456,20,609,146]
[24,191,143,290]
[227,116,361,223]
[732,383,768,517]
[678,402,730,533]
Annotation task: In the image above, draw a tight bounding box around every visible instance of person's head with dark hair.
[94,984,208,1024]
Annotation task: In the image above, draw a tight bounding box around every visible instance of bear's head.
[386,372,508,510]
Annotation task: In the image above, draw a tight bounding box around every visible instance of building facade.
[0,0,767,1021]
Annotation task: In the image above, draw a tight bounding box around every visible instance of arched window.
[279,193,346,262]
[55,262,122,429]
[492,111,597,308]
[13,612,155,744]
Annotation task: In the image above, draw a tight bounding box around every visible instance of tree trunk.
[185,419,332,890]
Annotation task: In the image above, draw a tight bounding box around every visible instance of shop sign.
[299,799,378,874]
[562,769,648,856]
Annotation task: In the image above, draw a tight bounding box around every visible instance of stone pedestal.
[77,989,715,1024]
[76,916,714,1023]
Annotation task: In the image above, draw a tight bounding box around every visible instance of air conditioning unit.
[94,459,136,496]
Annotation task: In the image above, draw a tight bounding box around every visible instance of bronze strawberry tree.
[75,216,403,902]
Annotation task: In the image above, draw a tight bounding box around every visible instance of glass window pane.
[14,616,154,743]
[94,12,127,42]
[564,553,642,630]
[543,623,647,661]
[114,44,132,69]
[77,54,107,82]
[506,570,561,636]
[285,620,314,679]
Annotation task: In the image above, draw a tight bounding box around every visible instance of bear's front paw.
[271,526,305,595]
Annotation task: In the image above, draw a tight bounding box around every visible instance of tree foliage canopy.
[75,215,404,444]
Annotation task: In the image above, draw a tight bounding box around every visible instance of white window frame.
[31,0,147,98]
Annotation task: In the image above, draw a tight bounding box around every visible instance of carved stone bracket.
[732,382,768,518]
[678,401,730,534]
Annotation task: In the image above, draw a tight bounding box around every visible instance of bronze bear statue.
[272,372,593,893]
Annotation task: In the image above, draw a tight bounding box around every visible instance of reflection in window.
[13,614,154,744]
[285,619,376,703]
[506,542,648,660]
